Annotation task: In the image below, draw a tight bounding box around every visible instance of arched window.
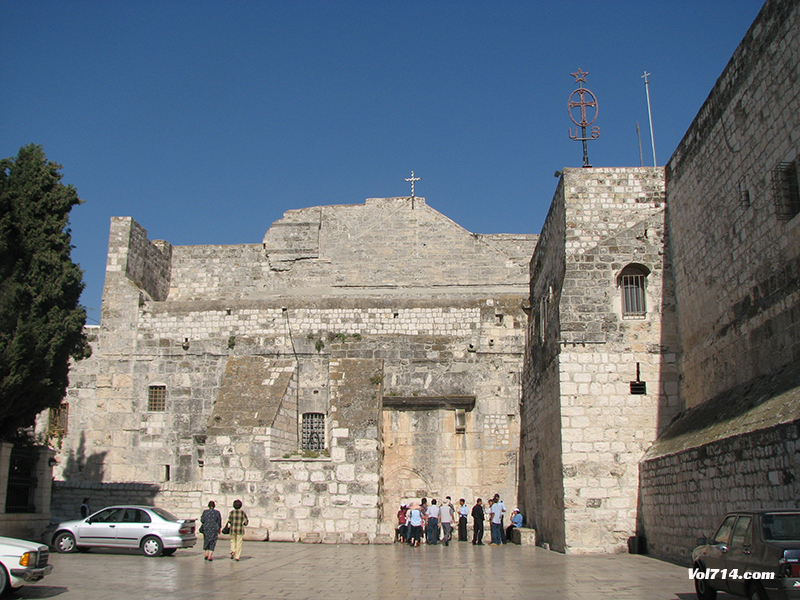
[618,264,650,317]
[302,412,325,451]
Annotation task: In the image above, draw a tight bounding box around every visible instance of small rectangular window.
[302,413,325,451]
[148,386,166,411]
[48,402,69,436]
[773,161,800,221]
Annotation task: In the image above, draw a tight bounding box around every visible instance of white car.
[0,536,53,595]
[48,505,196,557]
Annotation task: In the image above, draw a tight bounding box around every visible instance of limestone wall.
[641,419,800,565]
[520,176,567,550]
[166,197,535,300]
[522,168,679,554]
[639,0,800,563]
[666,0,800,408]
[52,199,532,543]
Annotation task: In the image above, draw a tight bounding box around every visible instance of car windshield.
[150,507,179,522]
[762,513,800,541]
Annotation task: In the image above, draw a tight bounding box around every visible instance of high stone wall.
[52,197,534,543]
[640,0,800,563]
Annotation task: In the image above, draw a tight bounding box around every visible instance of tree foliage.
[0,144,90,439]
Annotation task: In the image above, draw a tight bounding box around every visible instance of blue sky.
[1,1,764,321]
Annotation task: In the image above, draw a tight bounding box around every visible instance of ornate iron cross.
[568,69,600,168]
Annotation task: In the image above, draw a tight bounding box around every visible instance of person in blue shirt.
[505,508,523,542]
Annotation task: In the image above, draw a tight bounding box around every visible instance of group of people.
[397,494,522,547]
[199,499,249,561]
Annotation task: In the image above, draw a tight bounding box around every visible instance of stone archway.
[382,466,430,525]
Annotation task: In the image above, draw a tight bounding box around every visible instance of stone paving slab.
[10,542,713,600]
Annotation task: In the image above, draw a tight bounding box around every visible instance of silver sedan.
[48,506,196,557]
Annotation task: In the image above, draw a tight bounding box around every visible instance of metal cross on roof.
[405,171,421,198]
[567,69,600,168]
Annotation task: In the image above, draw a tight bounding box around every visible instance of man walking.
[471,498,485,545]
[440,497,454,546]
[426,498,440,544]
[458,498,469,541]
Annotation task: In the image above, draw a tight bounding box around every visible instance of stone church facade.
[43,0,799,557]
[48,196,536,542]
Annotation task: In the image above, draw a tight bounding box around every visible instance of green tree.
[0,144,90,439]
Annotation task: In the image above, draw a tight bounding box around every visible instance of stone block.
[511,527,536,545]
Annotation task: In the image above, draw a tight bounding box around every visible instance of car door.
[724,514,753,596]
[75,507,124,547]
[114,508,153,549]
[702,513,738,592]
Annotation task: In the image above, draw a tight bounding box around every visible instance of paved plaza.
[8,541,717,600]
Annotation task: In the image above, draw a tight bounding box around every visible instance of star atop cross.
[571,68,588,83]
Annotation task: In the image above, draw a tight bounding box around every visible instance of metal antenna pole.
[642,71,657,166]
[636,122,643,167]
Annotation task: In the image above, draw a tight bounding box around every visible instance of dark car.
[692,509,800,600]
[45,505,196,557]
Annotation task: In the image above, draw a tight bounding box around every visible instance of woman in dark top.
[200,500,222,561]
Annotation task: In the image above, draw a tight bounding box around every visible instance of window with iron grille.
[618,265,648,317]
[302,413,325,451]
[148,385,166,411]
[48,402,69,436]
[773,161,800,221]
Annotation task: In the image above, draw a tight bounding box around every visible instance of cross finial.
[405,171,421,198]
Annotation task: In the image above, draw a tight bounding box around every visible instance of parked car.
[46,505,196,557]
[692,509,800,600]
[0,536,52,595]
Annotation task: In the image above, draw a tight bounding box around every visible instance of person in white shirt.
[439,496,455,546]
[457,498,469,542]
[426,499,440,544]
[408,504,423,547]
[489,494,506,545]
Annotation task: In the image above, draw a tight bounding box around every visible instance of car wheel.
[141,536,163,557]
[54,532,78,554]
[693,564,717,600]
[0,565,8,596]
[161,549,176,556]
[748,584,767,600]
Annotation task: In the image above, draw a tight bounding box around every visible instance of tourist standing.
[227,499,248,561]
[408,503,423,547]
[419,498,428,543]
[489,495,505,545]
[458,498,469,541]
[426,499,440,544]
[494,493,508,543]
[79,497,90,519]
[200,500,222,561]
[440,497,454,546]
[471,498,484,545]
[397,504,408,542]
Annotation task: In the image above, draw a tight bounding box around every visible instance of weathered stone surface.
[49,198,534,543]
[520,168,679,554]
